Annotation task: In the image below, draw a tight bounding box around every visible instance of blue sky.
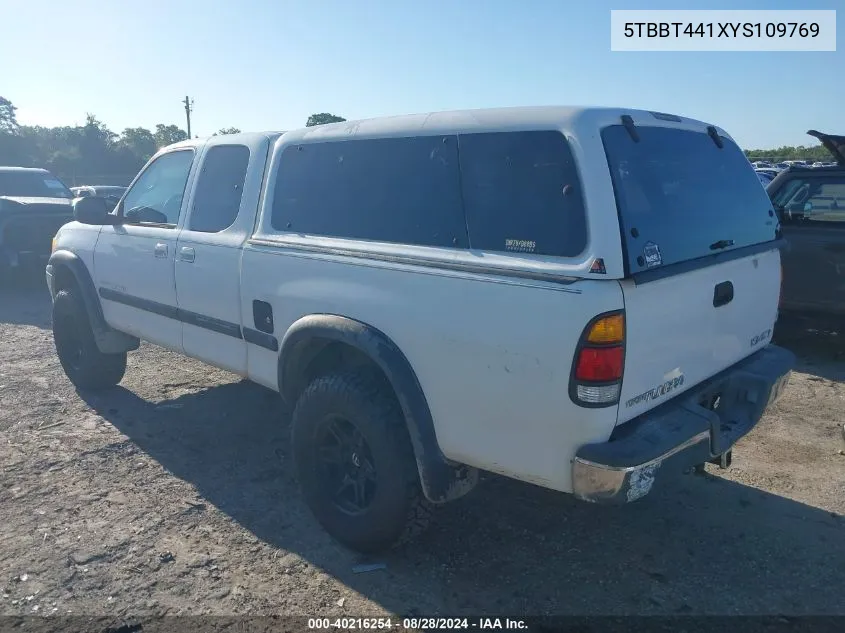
[1,0,840,149]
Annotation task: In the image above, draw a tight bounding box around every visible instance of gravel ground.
[1,282,843,621]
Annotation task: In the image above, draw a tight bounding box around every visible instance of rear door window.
[602,125,778,273]
[458,131,587,256]
[189,144,250,233]
[272,136,468,248]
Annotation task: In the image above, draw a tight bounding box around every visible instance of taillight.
[585,313,624,344]
[575,347,624,381]
[570,311,625,407]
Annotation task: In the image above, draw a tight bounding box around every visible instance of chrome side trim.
[248,237,582,288]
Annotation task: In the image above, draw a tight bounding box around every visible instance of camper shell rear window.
[601,125,778,274]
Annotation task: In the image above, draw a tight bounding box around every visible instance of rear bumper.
[572,344,795,504]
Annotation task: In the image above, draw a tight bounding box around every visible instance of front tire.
[52,288,127,390]
[291,371,433,553]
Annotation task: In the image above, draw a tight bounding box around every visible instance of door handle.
[154,243,168,258]
[179,246,196,263]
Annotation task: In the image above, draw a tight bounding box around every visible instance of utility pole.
[183,96,194,139]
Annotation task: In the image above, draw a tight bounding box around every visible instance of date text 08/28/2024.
[307,617,528,630]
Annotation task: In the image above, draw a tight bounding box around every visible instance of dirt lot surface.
[1,284,844,622]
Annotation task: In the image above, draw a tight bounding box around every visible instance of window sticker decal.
[504,239,537,253]
[642,241,662,268]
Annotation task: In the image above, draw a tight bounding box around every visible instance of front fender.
[47,250,139,354]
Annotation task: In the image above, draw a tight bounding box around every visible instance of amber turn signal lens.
[586,313,624,344]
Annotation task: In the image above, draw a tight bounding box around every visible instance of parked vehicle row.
[753,159,836,170]
[47,107,795,553]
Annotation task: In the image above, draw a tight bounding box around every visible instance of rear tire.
[52,288,127,390]
[291,371,433,553]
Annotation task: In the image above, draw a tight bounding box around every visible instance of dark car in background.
[768,131,845,326]
[0,167,75,283]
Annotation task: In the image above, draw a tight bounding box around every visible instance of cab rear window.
[602,125,778,273]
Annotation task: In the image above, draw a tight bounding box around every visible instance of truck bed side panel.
[240,244,623,493]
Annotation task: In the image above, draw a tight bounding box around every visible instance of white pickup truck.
[47,107,795,553]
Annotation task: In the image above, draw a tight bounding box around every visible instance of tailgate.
[599,120,783,423]
[618,247,781,423]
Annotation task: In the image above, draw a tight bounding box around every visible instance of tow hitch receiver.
[711,449,732,469]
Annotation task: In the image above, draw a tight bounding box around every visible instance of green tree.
[0,96,18,133]
[215,127,241,135]
[80,114,117,166]
[154,124,188,147]
[118,127,157,162]
[305,113,346,127]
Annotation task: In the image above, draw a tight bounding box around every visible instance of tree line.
[744,144,833,163]
[0,96,347,187]
[2,94,834,186]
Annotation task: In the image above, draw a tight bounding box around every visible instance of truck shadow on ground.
[79,382,845,616]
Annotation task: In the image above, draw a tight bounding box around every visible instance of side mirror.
[102,195,122,210]
[124,206,168,224]
[73,196,120,225]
